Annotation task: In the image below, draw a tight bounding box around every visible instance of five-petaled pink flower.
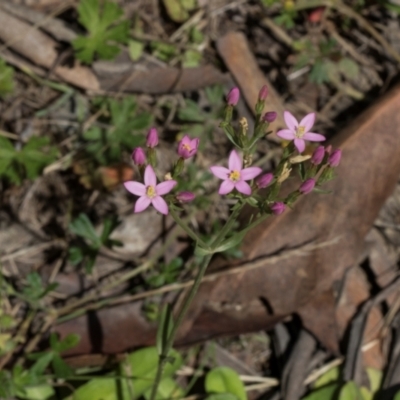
[124,165,176,215]
[277,111,325,153]
[210,150,262,195]
[178,135,200,159]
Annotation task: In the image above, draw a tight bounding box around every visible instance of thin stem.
[169,207,208,248]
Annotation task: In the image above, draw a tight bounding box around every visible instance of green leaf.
[68,246,84,265]
[178,99,205,122]
[309,59,329,84]
[338,381,363,400]
[338,57,359,79]
[365,368,382,394]
[205,85,224,106]
[205,367,247,400]
[205,394,238,400]
[302,384,340,400]
[162,0,191,22]
[52,354,73,378]
[151,41,177,62]
[0,58,14,97]
[29,352,54,377]
[182,49,202,68]
[83,126,102,141]
[313,366,340,388]
[212,232,246,254]
[50,333,80,353]
[65,376,120,400]
[72,0,130,63]
[129,39,144,61]
[394,390,400,400]
[18,385,55,400]
[69,213,101,248]
[360,387,372,400]
[143,377,184,400]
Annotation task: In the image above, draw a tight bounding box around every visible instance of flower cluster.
[124,87,342,218]
[124,128,199,215]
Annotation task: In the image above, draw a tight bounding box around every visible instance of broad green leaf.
[72,0,130,63]
[206,394,238,400]
[313,366,340,388]
[338,381,363,400]
[365,368,382,394]
[129,39,144,61]
[205,367,247,400]
[302,384,340,400]
[394,390,400,400]
[360,387,372,400]
[66,376,120,400]
[20,384,55,400]
[143,377,184,400]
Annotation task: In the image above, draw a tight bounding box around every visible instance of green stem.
[169,207,208,248]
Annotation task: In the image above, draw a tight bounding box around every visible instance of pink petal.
[152,196,169,215]
[156,180,177,195]
[241,167,262,180]
[303,132,326,142]
[144,165,157,187]
[284,111,298,131]
[181,135,191,145]
[276,129,295,141]
[219,180,235,195]
[294,138,306,153]
[191,137,200,149]
[228,150,242,171]
[299,113,315,132]
[210,166,230,180]
[124,181,146,196]
[235,180,252,195]
[134,196,151,213]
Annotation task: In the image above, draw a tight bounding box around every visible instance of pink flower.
[328,149,342,167]
[227,87,240,106]
[271,202,285,215]
[299,178,316,194]
[258,85,268,101]
[210,150,262,195]
[277,111,325,153]
[124,165,177,215]
[177,135,200,159]
[146,128,159,148]
[176,191,195,203]
[131,147,146,165]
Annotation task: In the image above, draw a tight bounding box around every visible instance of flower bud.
[227,87,240,106]
[271,202,285,215]
[299,178,316,194]
[177,135,199,159]
[176,191,195,203]
[256,173,273,188]
[311,146,325,165]
[131,147,146,165]
[146,128,159,148]
[263,111,277,123]
[328,149,342,167]
[258,85,268,101]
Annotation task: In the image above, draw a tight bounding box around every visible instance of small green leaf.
[162,0,191,22]
[69,213,101,248]
[72,0,130,63]
[0,58,14,97]
[19,385,55,400]
[144,377,184,400]
[30,352,54,377]
[313,366,340,388]
[338,58,359,79]
[394,390,400,400]
[365,368,382,394]
[309,59,329,84]
[205,367,247,400]
[182,49,202,68]
[302,384,340,400]
[178,99,205,122]
[213,232,246,254]
[338,381,363,400]
[51,333,80,353]
[52,354,73,378]
[206,394,238,400]
[128,39,144,61]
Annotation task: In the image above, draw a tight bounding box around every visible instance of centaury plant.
[123,85,342,400]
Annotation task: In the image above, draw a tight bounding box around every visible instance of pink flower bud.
[311,146,325,165]
[299,178,316,194]
[176,191,195,203]
[271,202,285,215]
[146,128,159,148]
[177,135,200,159]
[256,173,273,188]
[131,147,146,165]
[227,87,240,106]
[258,85,268,101]
[263,111,277,123]
[328,149,342,167]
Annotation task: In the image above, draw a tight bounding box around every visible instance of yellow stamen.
[295,126,306,138]
[229,170,241,182]
[146,185,156,198]
[182,143,192,151]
